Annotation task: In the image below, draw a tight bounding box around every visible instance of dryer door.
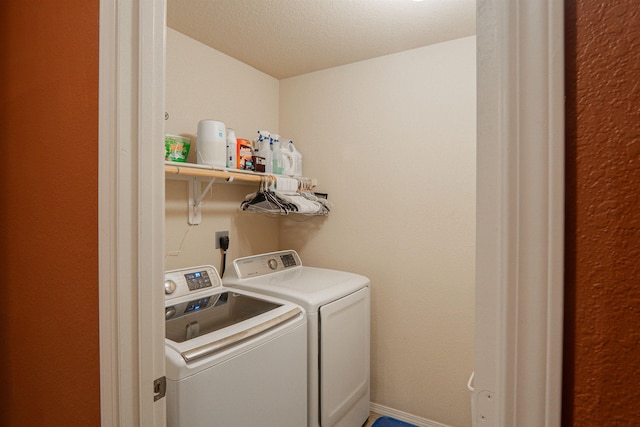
[320,287,370,427]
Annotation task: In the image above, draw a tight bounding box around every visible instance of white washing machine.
[164,265,307,427]
[224,250,370,427]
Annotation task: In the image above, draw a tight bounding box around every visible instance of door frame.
[97,1,564,426]
[474,1,564,426]
[98,0,166,426]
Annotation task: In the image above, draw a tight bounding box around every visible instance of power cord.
[219,235,230,277]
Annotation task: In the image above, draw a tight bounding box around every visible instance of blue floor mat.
[371,416,418,427]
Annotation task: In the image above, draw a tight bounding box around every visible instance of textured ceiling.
[167,0,476,79]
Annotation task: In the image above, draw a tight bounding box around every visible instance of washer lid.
[226,252,370,311]
[164,286,304,363]
[165,290,282,343]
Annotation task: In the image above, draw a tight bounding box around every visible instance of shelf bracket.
[188,177,216,225]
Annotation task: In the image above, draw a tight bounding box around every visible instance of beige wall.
[279,37,476,427]
[165,28,281,271]
[166,28,476,426]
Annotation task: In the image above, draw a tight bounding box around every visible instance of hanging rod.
[165,163,319,224]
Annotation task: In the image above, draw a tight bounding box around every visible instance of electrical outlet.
[215,231,229,249]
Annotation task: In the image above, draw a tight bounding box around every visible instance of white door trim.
[475,1,564,426]
[98,0,166,426]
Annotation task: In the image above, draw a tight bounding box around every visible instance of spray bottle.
[256,130,273,174]
[271,133,283,174]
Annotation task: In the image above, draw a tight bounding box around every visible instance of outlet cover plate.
[215,231,229,249]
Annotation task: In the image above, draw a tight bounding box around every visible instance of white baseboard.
[369,402,451,427]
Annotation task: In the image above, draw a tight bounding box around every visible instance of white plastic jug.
[282,140,302,177]
[289,141,303,177]
[281,149,295,176]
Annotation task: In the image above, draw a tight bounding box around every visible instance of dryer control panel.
[233,250,302,279]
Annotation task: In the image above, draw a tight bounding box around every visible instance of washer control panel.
[233,250,302,279]
[184,270,214,291]
[164,265,222,301]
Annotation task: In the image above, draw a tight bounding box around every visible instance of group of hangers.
[241,176,331,216]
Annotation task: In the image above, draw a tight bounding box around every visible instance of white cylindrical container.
[197,120,226,168]
[226,128,237,169]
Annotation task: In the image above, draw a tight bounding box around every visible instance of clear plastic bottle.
[271,134,283,174]
[262,139,273,174]
[256,131,272,174]
[257,130,270,145]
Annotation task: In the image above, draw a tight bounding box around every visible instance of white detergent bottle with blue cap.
[280,139,295,176]
[288,140,303,177]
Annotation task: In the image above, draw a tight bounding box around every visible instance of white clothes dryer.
[164,265,307,427]
[224,250,370,427]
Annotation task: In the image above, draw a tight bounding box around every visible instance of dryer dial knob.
[164,279,177,295]
[267,259,278,270]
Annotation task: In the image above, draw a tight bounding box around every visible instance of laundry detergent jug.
[282,140,302,177]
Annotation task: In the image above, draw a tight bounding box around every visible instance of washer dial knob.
[164,279,177,295]
[267,258,278,270]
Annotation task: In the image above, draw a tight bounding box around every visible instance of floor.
[364,412,382,427]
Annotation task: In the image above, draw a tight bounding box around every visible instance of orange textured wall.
[0,1,100,426]
[564,0,640,425]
